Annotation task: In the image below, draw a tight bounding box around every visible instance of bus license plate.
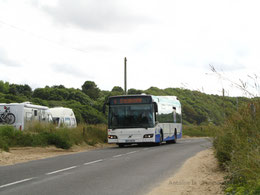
[125,139,135,143]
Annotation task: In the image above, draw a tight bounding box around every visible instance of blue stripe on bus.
[163,132,182,141]
[177,132,182,139]
[163,135,175,141]
[155,134,161,143]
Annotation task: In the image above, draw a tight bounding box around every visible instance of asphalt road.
[0,138,211,195]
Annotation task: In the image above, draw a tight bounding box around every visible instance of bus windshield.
[108,104,155,129]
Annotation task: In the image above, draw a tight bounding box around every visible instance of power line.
[0,19,89,54]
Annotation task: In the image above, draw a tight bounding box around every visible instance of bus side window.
[173,107,177,123]
[173,111,177,123]
[176,113,182,123]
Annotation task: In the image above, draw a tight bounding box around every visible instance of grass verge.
[213,101,260,194]
[0,123,107,151]
[183,124,217,137]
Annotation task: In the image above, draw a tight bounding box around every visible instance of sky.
[0,0,259,97]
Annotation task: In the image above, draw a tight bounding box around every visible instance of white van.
[0,102,53,130]
[49,107,77,128]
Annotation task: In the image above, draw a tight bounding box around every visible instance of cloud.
[51,63,92,79]
[40,0,150,32]
[0,48,20,67]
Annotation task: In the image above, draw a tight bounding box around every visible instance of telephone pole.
[222,88,225,119]
[124,57,127,95]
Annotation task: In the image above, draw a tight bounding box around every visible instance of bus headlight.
[143,134,154,138]
[108,135,118,139]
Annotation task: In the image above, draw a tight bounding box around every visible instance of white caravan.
[0,102,53,130]
[49,107,77,128]
[107,95,182,147]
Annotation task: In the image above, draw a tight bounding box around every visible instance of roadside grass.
[213,101,260,194]
[0,123,107,151]
[183,124,217,137]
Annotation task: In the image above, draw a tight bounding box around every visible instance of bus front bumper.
[108,135,156,144]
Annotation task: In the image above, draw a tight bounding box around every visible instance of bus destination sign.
[109,96,152,105]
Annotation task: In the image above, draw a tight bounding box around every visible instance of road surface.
[0,138,211,195]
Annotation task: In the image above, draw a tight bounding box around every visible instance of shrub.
[213,101,260,194]
[0,138,9,152]
[0,123,107,151]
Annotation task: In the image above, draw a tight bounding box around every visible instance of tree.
[111,86,124,93]
[8,84,32,97]
[128,88,143,95]
[82,81,100,100]
[0,81,9,93]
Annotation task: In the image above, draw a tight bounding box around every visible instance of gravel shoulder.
[147,148,226,195]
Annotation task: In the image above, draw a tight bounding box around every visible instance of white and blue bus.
[107,95,182,147]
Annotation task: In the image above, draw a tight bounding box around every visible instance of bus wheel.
[158,131,163,145]
[173,131,177,144]
[118,143,125,148]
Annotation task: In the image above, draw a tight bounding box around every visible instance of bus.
[106,95,182,147]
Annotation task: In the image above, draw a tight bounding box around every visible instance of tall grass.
[183,124,217,137]
[0,122,107,151]
[213,101,260,194]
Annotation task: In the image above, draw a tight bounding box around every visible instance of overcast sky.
[0,0,259,97]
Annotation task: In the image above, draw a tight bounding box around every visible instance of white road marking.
[142,148,150,150]
[0,177,34,189]
[126,151,138,155]
[84,159,103,165]
[113,154,124,158]
[46,166,77,175]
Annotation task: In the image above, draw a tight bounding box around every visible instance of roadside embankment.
[147,148,226,195]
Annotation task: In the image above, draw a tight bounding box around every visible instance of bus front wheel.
[118,143,125,148]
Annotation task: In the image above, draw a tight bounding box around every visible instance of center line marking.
[84,159,103,165]
[113,154,124,158]
[46,166,77,175]
[126,151,137,154]
[0,177,34,189]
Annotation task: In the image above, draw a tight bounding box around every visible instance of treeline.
[0,80,248,125]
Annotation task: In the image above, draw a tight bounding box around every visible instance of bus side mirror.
[153,102,158,113]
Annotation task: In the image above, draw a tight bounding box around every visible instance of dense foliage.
[213,100,260,194]
[0,80,248,125]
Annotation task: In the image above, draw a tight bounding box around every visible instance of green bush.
[83,124,107,145]
[0,138,9,152]
[0,123,108,151]
[46,131,72,149]
[213,101,260,194]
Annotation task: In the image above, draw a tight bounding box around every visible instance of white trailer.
[0,102,52,130]
[49,107,77,128]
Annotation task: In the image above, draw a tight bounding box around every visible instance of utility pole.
[124,57,127,95]
[222,88,225,119]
